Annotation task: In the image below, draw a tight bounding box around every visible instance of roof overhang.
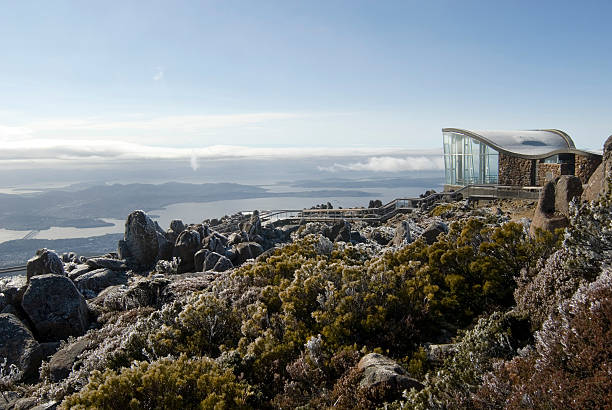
[442,128,601,159]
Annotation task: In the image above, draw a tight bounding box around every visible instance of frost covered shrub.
[476,268,612,409]
[395,311,525,410]
[514,248,593,330]
[60,355,253,409]
[514,190,611,330]
[563,189,612,272]
[149,293,241,358]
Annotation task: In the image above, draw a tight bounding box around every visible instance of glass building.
[442,128,576,187]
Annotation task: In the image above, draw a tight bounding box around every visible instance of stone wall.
[498,154,534,186]
[575,154,602,185]
[536,163,573,186]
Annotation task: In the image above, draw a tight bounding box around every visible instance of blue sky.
[0,0,611,165]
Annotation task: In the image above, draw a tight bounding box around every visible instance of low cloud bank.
[320,155,444,172]
[0,138,441,165]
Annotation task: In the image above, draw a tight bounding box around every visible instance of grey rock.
[118,210,159,271]
[357,353,423,398]
[194,249,211,272]
[74,268,128,296]
[202,232,228,255]
[0,277,26,307]
[243,210,262,236]
[554,175,583,216]
[26,249,64,282]
[233,242,264,265]
[227,232,243,246]
[91,277,171,313]
[329,220,351,242]
[67,264,92,281]
[48,337,91,382]
[157,231,173,261]
[174,230,202,274]
[0,313,43,381]
[213,256,233,272]
[85,257,127,271]
[391,220,411,247]
[421,221,448,244]
[530,180,569,236]
[426,343,457,364]
[21,274,89,342]
[0,293,7,312]
[203,252,222,271]
[582,162,604,202]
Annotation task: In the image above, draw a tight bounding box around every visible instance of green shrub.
[60,355,253,409]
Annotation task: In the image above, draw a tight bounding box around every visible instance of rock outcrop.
[530,176,583,236]
[421,221,448,244]
[0,313,43,381]
[233,242,264,265]
[391,220,411,246]
[583,135,612,202]
[174,230,202,274]
[26,249,64,282]
[21,274,89,341]
[357,353,423,400]
[118,210,159,271]
[242,210,262,236]
[73,268,128,297]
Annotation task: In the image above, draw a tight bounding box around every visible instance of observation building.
[442,128,602,190]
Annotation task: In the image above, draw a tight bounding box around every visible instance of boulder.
[391,220,411,247]
[85,257,127,271]
[73,268,128,297]
[227,232,243,246]
[233,242,264,265]
[194,249,211,272]
[203,252,222,271]
[0,276,27,307]
[583,135,612,202]
[21,274,89,342]
[48,337,91,382]
[582,162,605,202]
[118,210,159,271]
[0,313,43,381]
[165,219,185,245]
[329,220,351,242]
[421,221,448,244]
[67,264,92,281]
[174,230,202,274]
[156,232,173,261]
[357,353,423,400]
[202,232,228,255]
[554,175,583,216]
[93,277,171,312]
[212,256,233,272]
[26,249,64,282]
[530,181,569,236]
[243,210,262,236]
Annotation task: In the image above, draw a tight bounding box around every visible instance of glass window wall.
[443,131,499,185]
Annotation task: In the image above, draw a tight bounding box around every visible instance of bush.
[61,355,253,409]
[476,268,612,409]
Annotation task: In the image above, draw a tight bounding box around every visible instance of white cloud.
[320,155,444,172]
[190,150,199,171]
[0,138,442,165]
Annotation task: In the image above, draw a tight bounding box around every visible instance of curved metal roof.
[442,128,600,159]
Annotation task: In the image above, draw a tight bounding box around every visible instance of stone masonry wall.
[498,154,534,186]
[536,163,573,186]
[575,154,602,185]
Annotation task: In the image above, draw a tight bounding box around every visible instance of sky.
[0,0,611,170]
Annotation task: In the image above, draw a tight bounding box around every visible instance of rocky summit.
[0,137,611,409]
